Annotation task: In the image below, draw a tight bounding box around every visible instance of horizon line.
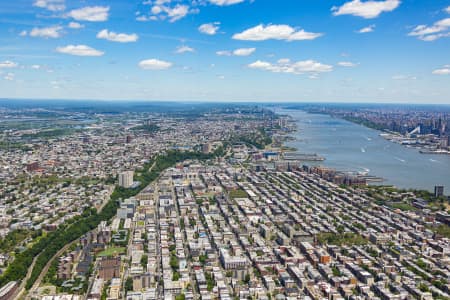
[1,98,450,106]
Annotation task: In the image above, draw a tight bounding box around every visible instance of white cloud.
[233,24,322,41]
[445,6,450,14]
[138,59,173,70]
[0,61,18,68]
[31,65,42,69]
[3,73,14,81]
[151,5,163,14]
[233,48,256,56]
[198,22,220,35]
[248,59,333,74]
[332,0,400,19]
[97,29,138,43]
[409,18,450,41]
[29,25,63,38]
[136,15,153,22]
[68,6,109,22]
[165,4,189,22]
[56,45,104,56]
[417,32,450,42]
[140,1,199,22]
[216,48,256,56]
[358,24,375,33]
[68,22,84,29]
[216,50,232,56]
[337,61,358,67]
[150,4,191,22]
[19,30,27,36]
[209,0,245,6]
[432,67,450,75]
[175,45,195,53]
[33,0,65,12]
[151,0,171,5]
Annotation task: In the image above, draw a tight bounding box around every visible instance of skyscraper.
[435,186,444,198]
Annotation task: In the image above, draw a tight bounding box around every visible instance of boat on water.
[419,149,450,155]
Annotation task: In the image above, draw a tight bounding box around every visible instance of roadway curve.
[10,254,38,300]
[24,239,79,299]
[18,157,160,299]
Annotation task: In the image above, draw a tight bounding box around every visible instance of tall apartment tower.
[118,171,134,188]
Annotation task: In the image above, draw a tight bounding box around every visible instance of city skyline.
[1,103,449,300]
[0,0,450,103]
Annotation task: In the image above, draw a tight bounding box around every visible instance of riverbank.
[338,116,450,156]
[280,109,450,192]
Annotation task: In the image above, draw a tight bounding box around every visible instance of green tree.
[243,274,250,284]
[141,255,148,268]
[125,277,133,292]
[175,294,185,300]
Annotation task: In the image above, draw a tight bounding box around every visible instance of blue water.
[282,109,450,192]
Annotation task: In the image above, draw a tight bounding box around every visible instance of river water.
[281,109,450,193]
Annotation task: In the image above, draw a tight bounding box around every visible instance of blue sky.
[0,0,449,103]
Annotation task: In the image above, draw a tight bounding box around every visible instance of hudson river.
[281,109,450,193]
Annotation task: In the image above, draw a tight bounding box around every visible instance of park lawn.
[229,189,248,199]
[97,247,126,257]
[390,202,417,211]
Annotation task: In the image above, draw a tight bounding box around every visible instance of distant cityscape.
[293,104,450,155]
[1,0,450,298]
[0,102,448,300]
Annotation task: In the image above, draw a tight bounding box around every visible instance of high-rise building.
[118,171,134,188]
[99,257,120,280]
[435,185,444,197]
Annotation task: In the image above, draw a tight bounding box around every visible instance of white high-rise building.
[118,171,134,188]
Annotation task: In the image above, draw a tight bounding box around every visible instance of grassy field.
[229,189,248,199]
[390,202,417,211]
[317,232,368,246]
[97,247,126,257]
